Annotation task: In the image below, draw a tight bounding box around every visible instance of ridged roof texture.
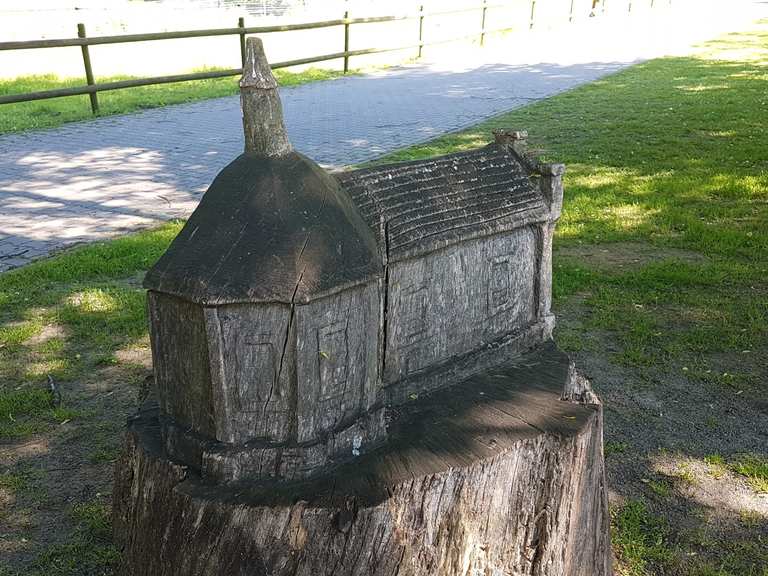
[337,143,548,263]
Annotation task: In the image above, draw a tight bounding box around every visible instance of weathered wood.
[147,292,216,437]
[384,227,538,383]
[200,406,387,483]
[241,38,292,157]
[142,40,387,477]
[205,303,294,443]
[114,343,612,576]
[338,142,549,264]
[143,150,382,305]
[295,281,381,442]
[0,21,348,51]
[480,0,488,46]
[0,69,243,105]
[144,39,381,307]
[77,23,99,114]
[384,312,555,406]
[238,17,246,67]
[417,4,425,58]
[140,43,567,477]
[343,11,351,73]
[0,19,514,107]
[0,4,508,52]
[116,36,611,576]
[149,284,390,480]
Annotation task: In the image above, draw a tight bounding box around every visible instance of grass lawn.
[0,66,350,135]
[1,19,767,576]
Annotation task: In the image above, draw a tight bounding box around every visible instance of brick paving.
[0,4,763,272]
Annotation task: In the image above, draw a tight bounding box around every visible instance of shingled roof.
[337,142,549,263]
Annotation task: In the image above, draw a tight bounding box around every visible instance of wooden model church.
[113,37,613,576]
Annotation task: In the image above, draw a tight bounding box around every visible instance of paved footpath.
[0,2,764,272]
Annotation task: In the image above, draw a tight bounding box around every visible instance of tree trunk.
[113,342,612,576]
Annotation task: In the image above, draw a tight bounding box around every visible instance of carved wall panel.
[384,227,538,383]
[206,303,293,444]
[295,282,380,443]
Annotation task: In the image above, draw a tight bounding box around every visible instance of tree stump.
[113,342,611,576]
[112,37,612,575]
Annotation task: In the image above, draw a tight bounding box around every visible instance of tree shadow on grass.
[0,227,186,573]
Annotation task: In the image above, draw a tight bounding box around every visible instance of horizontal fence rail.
[0,0,670,113]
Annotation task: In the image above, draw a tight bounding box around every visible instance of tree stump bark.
[113,342,612,576]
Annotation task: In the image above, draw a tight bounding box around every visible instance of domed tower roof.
[144,38,382,305]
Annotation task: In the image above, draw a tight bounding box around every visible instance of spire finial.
[240,37,292,156]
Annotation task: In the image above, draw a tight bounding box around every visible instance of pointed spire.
[240,37,292,157]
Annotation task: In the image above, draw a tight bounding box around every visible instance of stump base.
[113,342,612,576]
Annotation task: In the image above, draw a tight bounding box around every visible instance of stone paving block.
[0,257,31,271]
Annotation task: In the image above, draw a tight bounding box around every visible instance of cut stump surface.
[113,342,612,576]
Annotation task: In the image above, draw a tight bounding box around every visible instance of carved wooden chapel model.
[114,38,612,576]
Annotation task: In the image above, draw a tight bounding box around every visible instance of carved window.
[488,255,514,313]
[401,286,428,344]
[238,339,275,412]
[317,321,349,402]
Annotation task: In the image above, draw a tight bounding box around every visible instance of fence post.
[238,17,246,67]
[417,5,425,58]
[480,0,487,46]
[343,10,350,73]
[529,0,536,28]
[77,23,99,114]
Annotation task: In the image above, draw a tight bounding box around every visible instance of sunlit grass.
[0,67,353,134]
[731,454,768,493]
[0,221,181,440]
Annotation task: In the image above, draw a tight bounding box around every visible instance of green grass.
[0,387,79,439]
[0,222,181,439]
[0,465,48,506]
[28,501,118,576]
[731,454,768,493]
[0,67,350,134]
[605,440,630,456]
[704,454,728,479]
[612,500,673,576]
[703,453,768,492]
[646,478,672,498]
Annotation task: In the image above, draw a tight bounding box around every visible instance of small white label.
[352,435,363,457]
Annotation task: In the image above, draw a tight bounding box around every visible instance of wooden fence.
[0,0,669,114]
